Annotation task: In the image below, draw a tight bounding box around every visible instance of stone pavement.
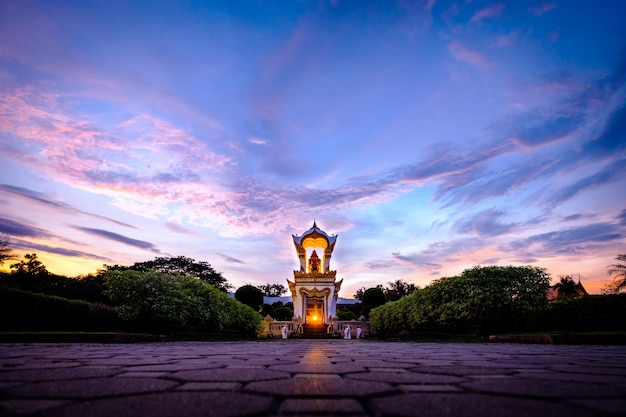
[1,340,625,417]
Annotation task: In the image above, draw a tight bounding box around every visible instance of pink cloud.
[529,2,557,17]
[448,42,491,68]
[470,3,505,23]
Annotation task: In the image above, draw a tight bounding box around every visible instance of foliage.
[370,265,552,335]
[354,280,418,302]
[273,306,294,321]
[0,237,16,265]
[103,256,231,292]
[540,294,626,332]
[362,287,386,307]
[10,253,49,277]
[384,279,418,301]
[235,285,264,311]
[360,287,386,318]
[0,286,120,331]
[257,283,287,297]
[337,310,357,321]
[553,275,582,301]
[604,254,626,294]
[0,272,106,303]
[102,270,261,333]
[260,303,274,318]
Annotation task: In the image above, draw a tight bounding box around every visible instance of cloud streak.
[74,227,160,253]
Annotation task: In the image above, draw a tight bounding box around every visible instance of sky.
[1,0,625,297]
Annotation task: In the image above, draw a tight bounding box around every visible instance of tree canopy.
[0,237,16,266]
[257,283,287,297]
[102,256,231,291]
[10,253,49,277]
[605,254,626,294]
[235,285,264,311]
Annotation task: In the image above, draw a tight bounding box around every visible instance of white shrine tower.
[287,221,342,326]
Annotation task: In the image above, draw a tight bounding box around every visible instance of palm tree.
[605,254,626,294]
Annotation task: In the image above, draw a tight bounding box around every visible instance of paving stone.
[5,377,178,399]
[268,362,366,374]
[0,399,70,415]
[461,377,626,399]
[566,398,626,414]
[245,377,394,397]
[171,368,290,382]
[397,384,462,392]
[278,398,365,414]
[1,341,625,417]
[346,371,466,384]
[0,366,122,382]
[177,382,241,390]
[44,391,275,417]
[368,393,594,417]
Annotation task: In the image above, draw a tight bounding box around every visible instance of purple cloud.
[74,227,160,252]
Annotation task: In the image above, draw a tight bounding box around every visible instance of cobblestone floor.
[1,340,625,416]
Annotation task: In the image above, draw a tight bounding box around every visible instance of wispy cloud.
[470,3,505,23]
[74,227,160,252]
[502,223,624,256]
[0,184,136,228]
[448,42,491,69]
[215,253,246,264]
[529,2,557,17]
[10,238,110,261]
[0,217,49,238]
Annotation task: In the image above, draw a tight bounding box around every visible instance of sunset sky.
[1,0,625,296]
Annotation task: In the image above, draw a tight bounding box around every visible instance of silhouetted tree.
[102,256,231,291]
[361,287,386,318]
[384,279,418,301]
[0,237,16,265]
[10,253,48,277]
[257,283,287,297]
[235,285,264,312]
[605,254,626,294]
[554,275,580,301]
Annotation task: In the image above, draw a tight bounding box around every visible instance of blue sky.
[1,0,625,296]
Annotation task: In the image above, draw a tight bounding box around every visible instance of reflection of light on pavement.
[302,346,326,363]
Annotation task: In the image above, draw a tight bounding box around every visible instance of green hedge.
[0,286,120,331]
[370,265,551,336]
[103,270,262,334]
[540,295,626,332]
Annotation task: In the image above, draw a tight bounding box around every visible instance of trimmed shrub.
[234,285,264,312]
[0,286,120,331]
[103,270,262,334]
[273,306,294,321]
[337,310,357,321]
[370,265,551,335]
[541,294,626,332]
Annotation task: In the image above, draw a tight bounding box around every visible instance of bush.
[0,286,120,331]
[541,294,626,332]
[273,306,293,321]
[370,265,551,335]
[103,270,262,334]
[337,310,357,321]
[235,285,264,311]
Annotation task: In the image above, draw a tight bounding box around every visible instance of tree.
[605,254,626,294]
[257,283,287,297]
[235,285,264,311]
[361,287,386,318]
[0,237,16,265]
[353,287,366,301]
[10,253,49,277]
[102,256,231,292]
[384,279,418,301]
[554,275,581,301]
